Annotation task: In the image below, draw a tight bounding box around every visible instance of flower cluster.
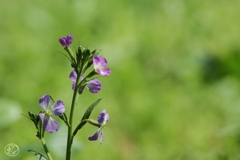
[60,35,111,95]
[59,34,110,143]
[69,55,111,94]
[69,70,102,93]
[26,34,111,160]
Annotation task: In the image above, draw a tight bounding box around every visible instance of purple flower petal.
[39,113,44,119]
[87,79,101,93]
[66,35,73,46]
[93,56,111,76]
[93,56,107,69]
[98,110,109,124]
[59,38,67,47]
[69,70,77,82]
[39,94,50,110]
[98,68,111,76]
[51,100,65,116]
[69,70,85,91]
[69,70,77,90]
[88,131,99,141]
[99,131,104,144]
[39,113,59,133]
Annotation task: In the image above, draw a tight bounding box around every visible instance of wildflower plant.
[23,35,110,160]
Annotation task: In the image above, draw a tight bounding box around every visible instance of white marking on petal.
[51,100,65,116]
[39,94,50,110]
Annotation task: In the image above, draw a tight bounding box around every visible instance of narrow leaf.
[21,113,31,120]
[28,150,48,160]
[73,98,102,136]
[59,113,70,127]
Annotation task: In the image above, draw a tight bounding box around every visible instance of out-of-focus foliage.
[1,0,240,159]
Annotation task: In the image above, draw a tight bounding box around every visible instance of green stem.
[39,122,52,160]
[65,47,75,63]
[41,137,53,160]
[65,72,81,160]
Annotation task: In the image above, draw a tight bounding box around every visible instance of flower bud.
[87,119,101,128]
[59,35,73,48]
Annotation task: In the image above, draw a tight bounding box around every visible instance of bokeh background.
[1,0,240,159]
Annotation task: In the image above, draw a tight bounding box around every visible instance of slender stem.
[65,47,75,64]
[39,123,53,160]
[65,72,81,160]
[41,137,53,160]
[66,53,85,160]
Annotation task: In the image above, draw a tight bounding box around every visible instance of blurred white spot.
[0,99,22,127]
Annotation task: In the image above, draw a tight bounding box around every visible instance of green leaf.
[59,113,70,127]
[73,98,102,136]
[28,150,48,160]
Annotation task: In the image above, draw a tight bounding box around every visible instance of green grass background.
[1,0,240,159]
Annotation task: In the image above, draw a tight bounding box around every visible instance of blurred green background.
[1,0,240,159]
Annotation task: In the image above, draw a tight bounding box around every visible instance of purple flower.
[88,110,109,144]
[93,56,111,76]
[38,94,65,133]
[69,70,101,93]
[59,35,73,47]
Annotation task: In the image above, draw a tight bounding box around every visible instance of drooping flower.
[59,35,73,47]
[69,70,78,90]
[69,70,101,94]
[38,94,65,133]
[88,110,109,144]
[87,79,101,93]
[93,56,111,76]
